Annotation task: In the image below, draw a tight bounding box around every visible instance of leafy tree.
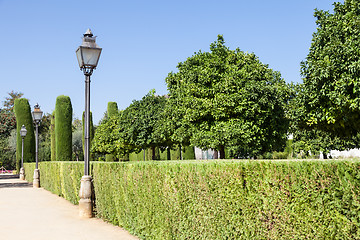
[122,90,168,160]
[166,35,290,158]
[300,0,360,139]
[91,114,127,159]
[0,109,16,137]
[3,90,24,111]
[55,95,73,161]
[37,113,51,161]
[0,130,16,169]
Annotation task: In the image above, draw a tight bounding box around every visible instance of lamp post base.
[79,175,93,218]
[19,167,25,180]
[33,169,40,188]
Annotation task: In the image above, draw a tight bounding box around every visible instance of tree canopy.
[300,0,360,139]
[166,35,290,158]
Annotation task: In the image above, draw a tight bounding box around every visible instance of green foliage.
[24,162,83,204]
[55,95,73,161]
[107,102,118,118]
[82,111,94,160]
[38,113,51,161]
[92,160,360,239]
[106,102,118,161]
[23,160,360,238]
[183,145,195,160]
[92,115,126,159]
[72,127,83,161]
[93,91,168,161]
[166,35,290,158]
[50,112,56,161]
[3,90,24,111]
[14,98,35,171]
[300,0,360,138]
[0,132,16,169]
[0,109,16,137]
[122,91,168,157]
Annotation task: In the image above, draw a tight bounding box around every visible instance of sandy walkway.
[0,174,139,240]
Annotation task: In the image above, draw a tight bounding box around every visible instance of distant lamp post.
[76,28,102,218]
[32,103,43,188]
[19,125,27,180]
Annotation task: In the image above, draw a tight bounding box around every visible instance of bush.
[25,159,360,239]
[55,96,72,161]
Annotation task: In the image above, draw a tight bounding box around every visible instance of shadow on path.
[0,174,32,188]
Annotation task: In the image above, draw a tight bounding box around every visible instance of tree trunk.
[219,145,225,159]
[152,146,156,160]
[167,147,171,160]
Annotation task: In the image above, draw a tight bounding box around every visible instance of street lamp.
[32,103,43,188]
[19,125,27,180]
[76,28,102,218]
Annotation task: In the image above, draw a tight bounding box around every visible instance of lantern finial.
[84,29,93,37]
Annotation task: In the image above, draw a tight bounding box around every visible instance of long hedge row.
[25,160,360,239]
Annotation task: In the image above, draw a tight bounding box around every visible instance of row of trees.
[0,93,96,170]
[4,1,360,164]
[92,37,290,159]
[92,0,360,160]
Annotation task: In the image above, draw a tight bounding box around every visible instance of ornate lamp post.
[76,29,102,218]
[19,125,27,180]
[32,103,43,188]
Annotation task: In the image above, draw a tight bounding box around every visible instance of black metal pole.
[21,137,24,168]
[84,73,91,176]
[35,123,39,169]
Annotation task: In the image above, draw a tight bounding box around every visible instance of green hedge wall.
[25,160,360,239]
[14,98,35,171]
[24,162,83,205]
[55,95,72,161]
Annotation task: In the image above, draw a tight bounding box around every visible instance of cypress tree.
[106,102,118,162]
[55,95,72,161]
[50,111,56,161]
[82,111,94,160]
[107,102,118,118]
[14,98,35,171]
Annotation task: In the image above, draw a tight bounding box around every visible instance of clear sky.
[0,0,339,124]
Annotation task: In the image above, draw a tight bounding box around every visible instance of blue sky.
[0,0,339,124]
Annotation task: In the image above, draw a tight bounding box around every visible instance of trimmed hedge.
[55,95,72,161]
[24,162,83,205]
[25,160,360,239]
[14,98,35,171]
